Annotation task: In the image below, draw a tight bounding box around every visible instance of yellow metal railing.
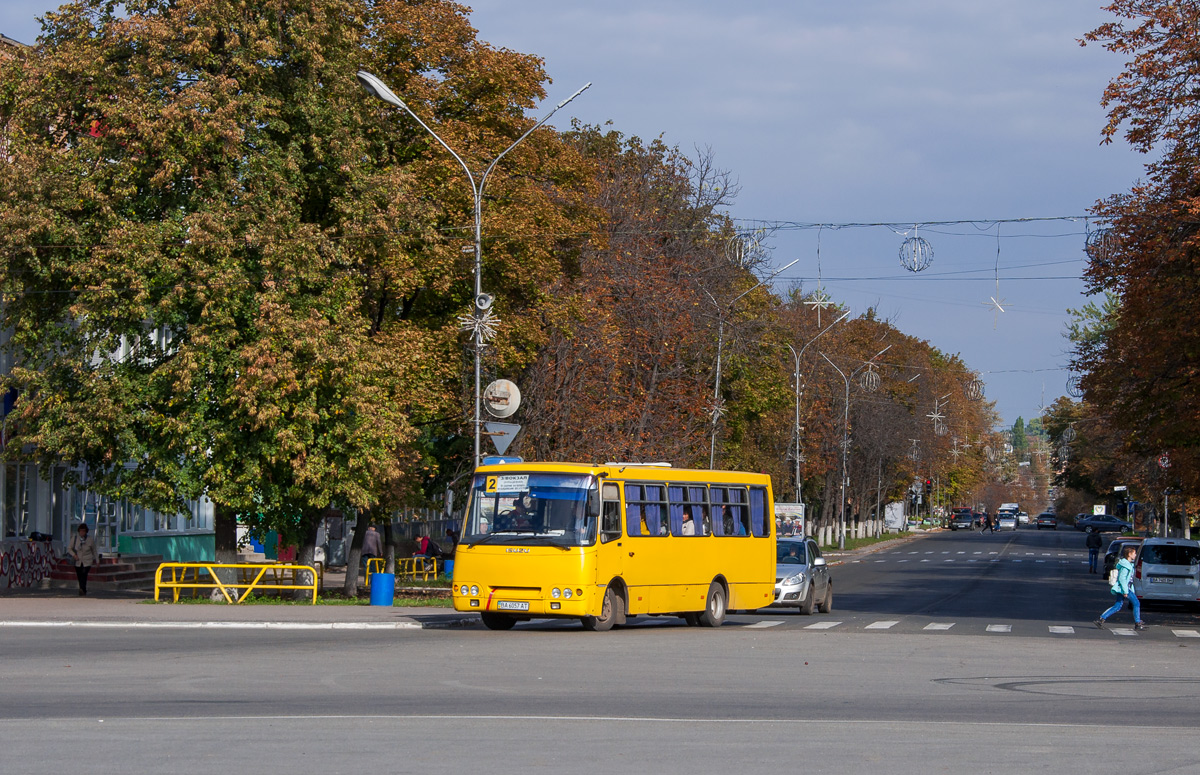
[154,562,319,604]
[364,556,441,585]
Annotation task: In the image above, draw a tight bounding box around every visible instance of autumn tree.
[0,0,591,566]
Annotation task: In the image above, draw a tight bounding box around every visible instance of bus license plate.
[497,601,529,611]
[1150,577,1172,584]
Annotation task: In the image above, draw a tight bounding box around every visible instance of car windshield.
[464,472,598,547]
[1140,545,1200,566]
[777,542,807,564]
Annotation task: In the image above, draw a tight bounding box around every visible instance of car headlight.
[783,573,805,586]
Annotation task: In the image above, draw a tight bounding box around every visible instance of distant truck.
[998,502,1019,515]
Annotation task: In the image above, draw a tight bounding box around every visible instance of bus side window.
[749,487,769,537]
[728,488,749,536]
[601,483,621,543]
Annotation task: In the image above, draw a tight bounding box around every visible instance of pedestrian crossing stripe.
[986,624,1012,633]
[865,620,898,629]
[804,621,841,630]
[1111,628,1138,636]
[924,623,954,630]
[1172,630,1200,638]
[1048,626,1074,634]
[745,621,784,629]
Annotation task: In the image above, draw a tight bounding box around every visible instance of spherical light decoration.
[934,420,948,436]
[966,377,984,401]
[1085,228,1115,265]
[1058,445,1071,459]
[1066,375,1084,398]
[985,445,997,463]
[899,235,934,272]
[1062,426,1077,443]
[860,368,880,392]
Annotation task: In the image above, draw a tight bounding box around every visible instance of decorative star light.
[458,307,500,344]
[926,406,945,424]
[804,286,834,326]
[984,295,1007,329]
[709,398,727,424]
[950,445,963,461]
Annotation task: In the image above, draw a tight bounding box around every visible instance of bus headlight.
[459,585,469,596]
[563,588,572,598]
[551,588,561,599]
[470,585,479,596]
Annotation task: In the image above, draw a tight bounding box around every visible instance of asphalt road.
[4,528,1199,775]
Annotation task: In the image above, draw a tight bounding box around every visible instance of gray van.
[1135,538,1200,605]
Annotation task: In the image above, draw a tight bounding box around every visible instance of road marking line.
[956,551,965,554]
[874,560,886,563]
[1012,559,1023,563]
[924,622,954,630]
[865,620,899,630]
[988,552,998,555]
[1111,628,1138,637]
[920,559,930,563]
[908,551,919,554]
[1173,630,1200,638]
[941,551,950,554]
[1036,560,1045,563]
[897,559,908,563]
[1048,626,1074,634]
[1025,552,1034,555]
[805,621,841,630]
[851,560,862,563]
[973,552,982,555]
[986,624,1012,633]
[745,621,784,629]
[968,559,978,563]
[924,551,933,554]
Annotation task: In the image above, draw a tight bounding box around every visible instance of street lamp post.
[785,310,850,502]
[356,71,591,467]
[820,345,892,549]
[706,258,799,468]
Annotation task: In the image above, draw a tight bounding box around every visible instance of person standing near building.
[67,523,97,596]
[1085,527,1103,573]
[361,525,383,570]
[1096,545,1147,630]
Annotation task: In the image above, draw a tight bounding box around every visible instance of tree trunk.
[294,510,322,601]
[211,503,239,600]
[383,520,396,574]
[342,511,368,597]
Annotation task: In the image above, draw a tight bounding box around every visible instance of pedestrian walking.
[1085,527,1103,573]
[980,512,994,534]
[361,525,383,569]
[66,523,98,596]
[1095,545,1146,630]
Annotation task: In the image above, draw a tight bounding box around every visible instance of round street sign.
[1159,453,1171,469]
[483,379,521,419]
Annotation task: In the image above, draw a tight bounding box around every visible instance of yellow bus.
[451,460,776,630]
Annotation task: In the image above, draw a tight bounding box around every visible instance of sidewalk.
[0,532,931,628]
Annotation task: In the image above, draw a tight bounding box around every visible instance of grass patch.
[144,587,453,606]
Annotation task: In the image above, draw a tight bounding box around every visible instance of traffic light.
[924,479,932,495]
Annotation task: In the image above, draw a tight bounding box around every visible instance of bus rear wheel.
[582,587,618,632]
[481,612,517,630]
[697,582,727,627]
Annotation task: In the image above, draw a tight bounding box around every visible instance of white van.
[1135,538,1200,605]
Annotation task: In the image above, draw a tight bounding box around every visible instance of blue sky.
[2,1,1148,425]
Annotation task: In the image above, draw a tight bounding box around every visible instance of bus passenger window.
[749,488,769,537]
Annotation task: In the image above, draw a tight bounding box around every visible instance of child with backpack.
[1095,545,1146,630]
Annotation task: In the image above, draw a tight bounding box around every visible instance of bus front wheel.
[481,612,517,630]
[582,587,618,632]
[697,582,727,627]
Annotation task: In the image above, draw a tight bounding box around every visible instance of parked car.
[1075,514,1133,533]
[1103,537,1144,579]
[1134,538,1200,605]
[1036,512,1057,530]
[950,511,975,530]
[996,513,1018,531]
[772,537,832,615]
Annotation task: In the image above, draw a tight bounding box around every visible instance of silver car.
[1135,538,1200,605]
[772,537,832,614]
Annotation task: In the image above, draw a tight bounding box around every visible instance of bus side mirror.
[587,487,600,518]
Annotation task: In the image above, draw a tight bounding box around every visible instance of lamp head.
[356,70,406,109]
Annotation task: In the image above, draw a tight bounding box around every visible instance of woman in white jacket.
[67,523,98,596]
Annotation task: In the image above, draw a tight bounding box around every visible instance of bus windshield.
[465,472,598,547]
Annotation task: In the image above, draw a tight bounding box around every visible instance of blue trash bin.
[443,559,454,579]
[369,572,395,606]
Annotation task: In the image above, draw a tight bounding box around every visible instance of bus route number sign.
[486,474,528,494]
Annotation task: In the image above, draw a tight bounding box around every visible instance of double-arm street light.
[356,71,591,467]
[705,258,799,468]
[820,345,892,549]
[785,309,850,502]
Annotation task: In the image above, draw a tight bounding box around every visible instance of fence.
[154,562,319,604]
